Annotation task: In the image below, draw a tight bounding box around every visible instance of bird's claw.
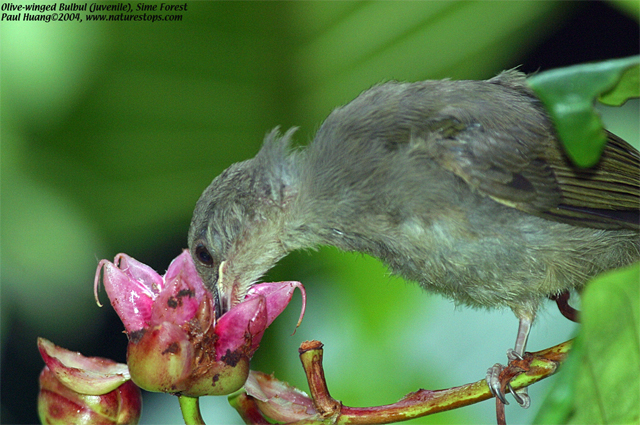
[508,384,530,408]
[487,355,530,408]
[487,363,510,405]
[506,348,522,361]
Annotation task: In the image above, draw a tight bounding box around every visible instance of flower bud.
[37,338,141,425]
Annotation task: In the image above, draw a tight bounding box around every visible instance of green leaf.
[527,55,640,167]
[534,336,583,424]
[534,263,640,424]
[599,64,640,106]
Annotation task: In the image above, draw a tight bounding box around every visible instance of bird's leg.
[487,313,534,408]
[507,315,532,407]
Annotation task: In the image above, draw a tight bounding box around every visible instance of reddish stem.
[297,340,571,424]
[298,340,342,418]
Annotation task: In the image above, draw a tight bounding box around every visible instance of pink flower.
[37,337,142,425]
[95,250,305,397]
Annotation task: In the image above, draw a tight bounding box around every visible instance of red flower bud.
[37,338,141,425]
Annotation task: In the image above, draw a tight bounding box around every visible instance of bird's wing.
[423,116,639,230]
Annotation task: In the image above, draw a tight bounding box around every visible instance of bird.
[188,69,639,405]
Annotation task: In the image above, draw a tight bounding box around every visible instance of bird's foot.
[487,349,531,408]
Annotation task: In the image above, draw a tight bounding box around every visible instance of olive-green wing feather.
[427,118,639,230]
[544,132,639,229]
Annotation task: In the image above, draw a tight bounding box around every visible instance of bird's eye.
[195,243,214,267]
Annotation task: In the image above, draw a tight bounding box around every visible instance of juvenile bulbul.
[188,70,639,404]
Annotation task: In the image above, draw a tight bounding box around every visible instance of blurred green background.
[1,1,638,424]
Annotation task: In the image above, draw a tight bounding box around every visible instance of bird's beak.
[212,284,223,320]
[214,261,231,318]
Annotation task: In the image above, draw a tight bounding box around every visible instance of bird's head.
[188,128,300,318]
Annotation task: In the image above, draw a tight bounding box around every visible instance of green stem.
[295,339,571,424]
[178,395,206,425]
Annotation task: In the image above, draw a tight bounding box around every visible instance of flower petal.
[151,274,201,327]
[246,281,306,331]
[96,258,156,333]
[244,370,317,422]
[214,295,267,361]
[149,251,206,327]
[37,338,130,395]
[115,253,164,295]
[165,250,206,302]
